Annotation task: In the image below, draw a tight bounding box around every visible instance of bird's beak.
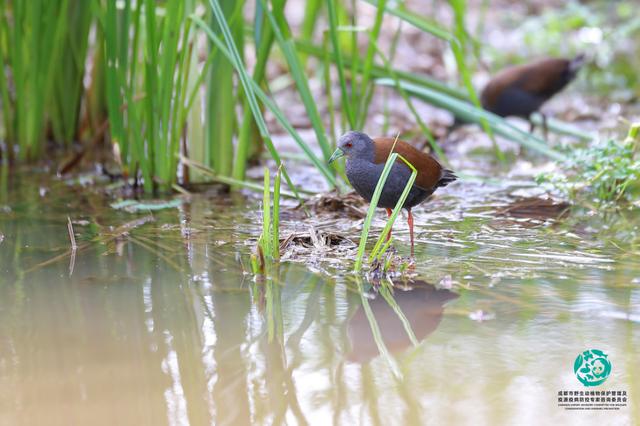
[569,53,587,73]
[328,148,345,164]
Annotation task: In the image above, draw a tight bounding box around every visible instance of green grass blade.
[372,43,445,161]
[362,0,455,42]
[252,86,336,187]
[295,40,468,100]
[299,0,322,67]
[234,0,279,182]
[257,0,333,161]
[326,0,356,129]
[179,155,306,199]
[355,151,401,271]
[262,167,272,258]
[194,3,335,193]
[272,166,281,260]
[50,1,92,144]
[206,0,243,176]
[449,0,502,161]
[192,10,305,204]
[368,154,417,261]
[356,0,388,128]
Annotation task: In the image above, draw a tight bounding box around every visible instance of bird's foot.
[403,257,416,271]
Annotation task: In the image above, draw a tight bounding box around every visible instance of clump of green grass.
[205,0,244,179]
[50,2,93,147]
[251,166,282,275]
[537,123,640,207]
[0,0,87,162]
[101,0,197,193]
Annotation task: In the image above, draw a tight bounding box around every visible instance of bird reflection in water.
[347,279,458,363]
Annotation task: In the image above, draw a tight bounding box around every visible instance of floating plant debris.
[280,227,355,252]
[110,198,183,212]
[300,191,368,219]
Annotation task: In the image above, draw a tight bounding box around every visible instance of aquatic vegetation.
[101,0,197,193]
[193,6,327,199]
[110,198,184,212]
[537,123,640,206]
[0,0,91,161]
[251,166,282,274]
[0,0,561,192]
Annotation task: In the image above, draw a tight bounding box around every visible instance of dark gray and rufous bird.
[480,54,586,136]
[328,131,456,256]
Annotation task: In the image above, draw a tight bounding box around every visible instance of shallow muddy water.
[0,172,638,425]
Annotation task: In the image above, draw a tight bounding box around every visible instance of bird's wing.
[515,58,571,97]
[372,137,444,190]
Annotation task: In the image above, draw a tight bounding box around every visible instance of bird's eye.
[345,142,353,148]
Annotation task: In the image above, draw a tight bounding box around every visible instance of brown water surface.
[0,172,638,425]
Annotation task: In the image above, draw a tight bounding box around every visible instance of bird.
[328,131,456,257]
[479,54,586,137]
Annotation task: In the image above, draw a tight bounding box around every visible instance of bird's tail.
[437,169,457,188]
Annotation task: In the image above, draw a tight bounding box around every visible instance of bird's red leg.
[407,208,415,257]
[385,208,393,241]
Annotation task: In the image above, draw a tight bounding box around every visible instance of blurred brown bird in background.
[480,54,586,137]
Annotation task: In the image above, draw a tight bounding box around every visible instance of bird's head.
[567,53,587,79]
[328,131,374,164]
